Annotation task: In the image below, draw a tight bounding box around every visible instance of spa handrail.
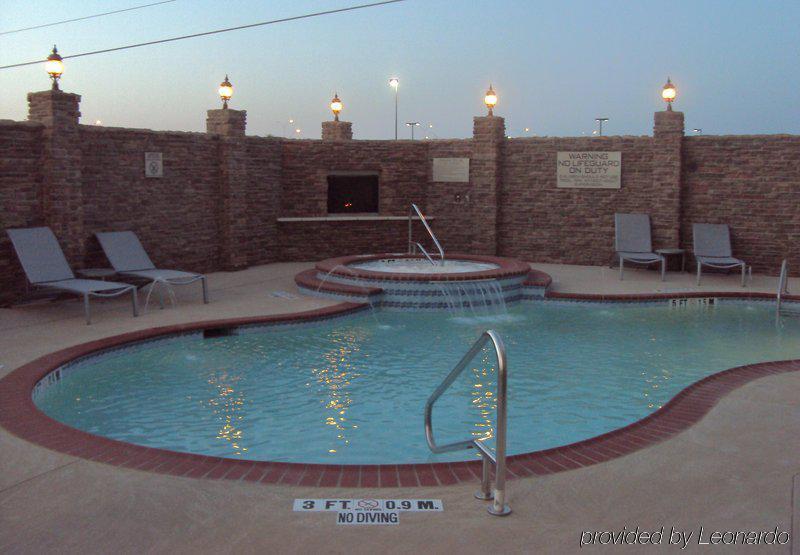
[424,329,511,516]
[408,203,444,265]
[414,242,436,265]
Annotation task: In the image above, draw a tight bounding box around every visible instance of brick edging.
[0,304,797,488]
[546,290,800,302]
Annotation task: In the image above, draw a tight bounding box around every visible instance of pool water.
[348,258,498,273]
[35,302,800,464]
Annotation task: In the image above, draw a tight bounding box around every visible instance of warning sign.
[293,499,443,526]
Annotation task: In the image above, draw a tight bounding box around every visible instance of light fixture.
[484,84,498,116]
[661,77,677,111]
[405,121,420,139]
[218,75,233,109]
[595,117,609,136]
[388,77,399,89]
[330,93,343,121]
[44,45,64,90]
[692,128,702,134]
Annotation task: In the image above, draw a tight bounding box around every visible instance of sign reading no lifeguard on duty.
[557,151,621,189]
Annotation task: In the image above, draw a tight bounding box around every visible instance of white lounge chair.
[614,213,665,281]
[6,227,138,324]
[95,231,209,305]
[692,223,746,286]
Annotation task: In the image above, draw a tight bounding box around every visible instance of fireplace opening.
[327,173,379,214]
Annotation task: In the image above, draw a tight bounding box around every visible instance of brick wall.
[2,90,799,306]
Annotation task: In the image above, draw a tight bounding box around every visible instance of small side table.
[656,248,686,273]
[77,268,117,281]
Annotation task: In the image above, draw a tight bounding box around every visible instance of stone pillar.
[207,108,249,269]
[206,108,246,137]
[652,110,684,248]
[27,90,85,265]
[321,120,353,141]
[470,115,505,255]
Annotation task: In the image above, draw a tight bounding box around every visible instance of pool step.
[294,269,383,301]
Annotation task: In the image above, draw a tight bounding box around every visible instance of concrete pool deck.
[1,261,798,554]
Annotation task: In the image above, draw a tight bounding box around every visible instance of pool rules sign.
[293,498,443,526]
[557,151,621,189]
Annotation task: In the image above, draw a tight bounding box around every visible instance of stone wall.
[681,135,800,272]
[499,136,659,265]
[79,126,223,272]
[0,121,44,302]
[1,87,799,306]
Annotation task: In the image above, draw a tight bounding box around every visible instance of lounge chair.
[95,231,209,305]
[6,227,138,324]
[692,223,746,286]
[614,213,665,281]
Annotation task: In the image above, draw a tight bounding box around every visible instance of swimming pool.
[34,301,800,465]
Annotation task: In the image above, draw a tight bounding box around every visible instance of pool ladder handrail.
[424,329,511,516]
[777,259,790,315]
[408,203,444,266]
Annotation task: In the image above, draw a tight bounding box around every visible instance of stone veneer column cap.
[206,108,247,137]
[321,120,353,141]
[653,110,685,138]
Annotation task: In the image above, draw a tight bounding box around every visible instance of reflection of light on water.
[205,371,248,455]
[312,329,363,455]
[470,347,496,448]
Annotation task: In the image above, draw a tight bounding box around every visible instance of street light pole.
[595,117,609,136]
[389,77,399,139]
[406,121,420,140]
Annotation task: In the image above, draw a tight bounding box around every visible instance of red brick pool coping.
[316,253,531,282]
[1,298,798,489]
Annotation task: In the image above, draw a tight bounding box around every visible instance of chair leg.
[741,264,746,287]
[131,288,139,317]
[157,282,165,309]
[696,262,702,286]
[201,276,210,304]
[83,293,91,325]
[619,257,624,281]
[660,256,666,282]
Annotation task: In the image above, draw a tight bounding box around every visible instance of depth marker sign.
[293,499,443,526]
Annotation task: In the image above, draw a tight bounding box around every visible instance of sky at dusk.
[1,0,798,139]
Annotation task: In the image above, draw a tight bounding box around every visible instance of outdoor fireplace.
[327,173,379,214]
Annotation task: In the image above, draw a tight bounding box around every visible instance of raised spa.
[300,253,535,310]
[349,258,499,274]
[34,301,800,465]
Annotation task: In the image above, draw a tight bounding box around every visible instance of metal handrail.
[408,203,444,265]
[411,242,436,265]
[424,329,511,516]
[777,259,789,314]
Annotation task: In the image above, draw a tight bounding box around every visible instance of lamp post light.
[484,84,498,116]
[662,77,677,111]
[692,128,702,134]
[330,93,343,121]
[218,75,233,109]
[595,117,609,136]
[44,45,64,90]
[389,77,399,139]
[405,121,420,140]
